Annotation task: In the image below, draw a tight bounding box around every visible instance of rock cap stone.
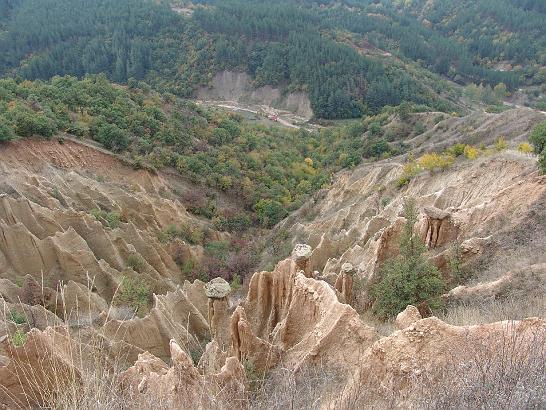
[292,244,312,262]
[341,263,355,275]
[204,277,231,299]
[423,206,450,220]
[395,305,422,330]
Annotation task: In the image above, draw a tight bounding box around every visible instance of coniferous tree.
[372,198,445,319]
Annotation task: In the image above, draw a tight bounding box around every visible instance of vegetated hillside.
[0,110,544,409]
[266,107,546,321]
[288,0,545,82]
[0,75,382,231]
[1,0,537,118]
[385,0,546,79]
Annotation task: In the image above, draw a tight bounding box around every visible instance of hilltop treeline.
[2,0,536,119]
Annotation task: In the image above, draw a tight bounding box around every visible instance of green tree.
[96,123,130,152]
[9,105,55,138]
[372,198,445,319]
[397,101,412,121]
[529,121,546,174]
[493,83,508,101]
[254,199,287,228]
[0,119,15,142]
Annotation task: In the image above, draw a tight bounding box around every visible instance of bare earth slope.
[272,108,546,309]
[0,107,545,408]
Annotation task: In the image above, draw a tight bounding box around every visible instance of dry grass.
[248,365,342,410]
[417,322,546,409]
[358,310,396,337]
[440,294,545,326]
[338,321,546,410]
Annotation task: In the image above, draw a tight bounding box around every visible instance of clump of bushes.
[418,152,454,173]
[254,199,288,228]
[200,239,257,283]
[517,142,534,154]
[90,208,121,228]
[463,145,479,160]
[230,273,242,291]
[445,143,465,157]
[396,139,512,187]
[530,121,546,174]
[213,209,252,233]
[116,276,151,317]
[396,157,421,187]
[494,136,508,151]
[126,254,145,272]
[158,224,205,245]
[8,309,27,325]
[413,121,426,136]
[11,329,27,347]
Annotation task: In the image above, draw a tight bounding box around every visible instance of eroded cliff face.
[1,107,545,409]
[272,110,546,307]
[1,248,543,409]
[0,139,221,300]
[197,70,313,120]
[0,138,231,368]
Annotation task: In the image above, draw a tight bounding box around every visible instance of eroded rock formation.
[205,278,232,351]
[1,112,545,409]
[334,263,355,304]
[119,340,246,409]
[395,305,422,330]
[273,129,546,306]
[337,317,545,408]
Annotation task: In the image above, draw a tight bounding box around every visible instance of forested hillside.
[382,0,546,84]
[2,0,541,119]
[0,75,394,227]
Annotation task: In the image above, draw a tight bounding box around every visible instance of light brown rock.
[0,327,81,408]
[292,244,313,277]
[119,339,246,409]
[334,263,355,304]
[204,277,231,299]
[395,305,423,330]
[337,317,546,408]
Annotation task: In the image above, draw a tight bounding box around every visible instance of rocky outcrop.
[292,244,313,277]
[336,317,546,408]
[101,287,210,362]
[0,139,229,319]
[119,340,246,409]
[395,305,422,330]
[197,70,313,119]
[0,327,80,408]
[243,258,298,341]
[420,206,458,249]
[237,250,377,374]
[205,278,232,351]
[446,263,546,303]
[274,137,546,306]
[229,306,281,373]
[273,271,377,371]
[334,263,355,304]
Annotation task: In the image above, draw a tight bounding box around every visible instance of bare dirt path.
[196,100,320,132]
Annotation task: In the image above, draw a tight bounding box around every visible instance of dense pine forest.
[1,0,544,119]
